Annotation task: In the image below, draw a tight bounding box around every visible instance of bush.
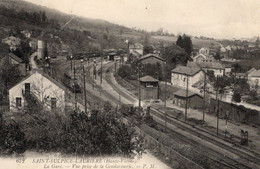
[232,90,241,103]
[0,122,27,155]
[4,103,144,157]
[118,65,135,79]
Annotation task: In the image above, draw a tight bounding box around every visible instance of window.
[51,98,57,110]
[25,83,30,94]
[16,97,22,108]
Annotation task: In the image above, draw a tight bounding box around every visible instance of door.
[25,83,30,94]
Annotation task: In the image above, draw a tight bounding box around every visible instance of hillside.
[0,0,140,37]
[152,35,221,49]
[0,0,146,53]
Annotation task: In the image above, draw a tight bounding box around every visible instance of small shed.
[140,75,159,88]
[108,52,117,61]
[173,90,203,109]
[140,76,159,100]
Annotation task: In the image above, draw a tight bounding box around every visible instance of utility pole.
[93,60,96,79]
[81,59,87,113]
[217,98,220,135]
[138,57,141,125]
[216,76,219,135]
[185,75,189,122]
[203,71,206,124]
[164,61,167,133]
[70,56,72,73]
[73,59,77,111]
[100,53,103,85]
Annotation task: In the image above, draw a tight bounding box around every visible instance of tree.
[0,58,22,95]
[213,50,221,61]
[41,11,47,22]
[61,105,144,156]
[1,122,27,155]
[176,35,183,48]
[232,90,241,103]
[249,90,258,100]
[0,42,9,59]
[143,46,154,55]
[176,35,193,56]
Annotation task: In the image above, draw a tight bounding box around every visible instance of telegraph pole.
[217,98,220,135]
[81,59,87,113]
[216,76,219,135]
[185,75,189,122]
[203,71,206,124]
[100,53,103,85]
[73,59,77,111]
[70,54,73,75]
[138,57,141,125]
[164,61,167,133]
[93,60,96,79]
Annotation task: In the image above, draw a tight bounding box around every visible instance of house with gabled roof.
[1,53,27,76]
[9,70,67,113]
[187,61,225,77]
[193,53,216,63]
[139,54,166,67]
[173,89,203,109]
[171,65,204,90]
[129,43,143,55]
[247,69,260,89]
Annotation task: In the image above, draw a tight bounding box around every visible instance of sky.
[24,0,260,39]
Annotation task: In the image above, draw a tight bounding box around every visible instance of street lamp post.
[81,59,87,113]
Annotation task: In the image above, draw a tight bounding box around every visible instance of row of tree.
[0,6,55,27]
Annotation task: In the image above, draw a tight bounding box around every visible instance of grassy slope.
[152,35,220,49]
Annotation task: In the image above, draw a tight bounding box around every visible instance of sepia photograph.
[0,0,260,168]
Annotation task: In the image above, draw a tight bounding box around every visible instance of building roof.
[173,89,202,98]
[224,64,232,68]
[129,43,143,49]
[247,68,257,74]
[171,65,201,76]
[139,54,166,62]
[8,53,23,63]
[249,70,260,77]
[140,75,159,82]
[130,50,142,57]
[9,70,66,91]
[234,73,247,77]
[187,62,200,68]
[188,61,224,70]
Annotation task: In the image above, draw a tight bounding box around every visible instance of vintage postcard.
[0,0,260,168]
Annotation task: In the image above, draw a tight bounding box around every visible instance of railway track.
[151,108,260,167]
[156,121,253,169]
[100,62,260,169]
[56,59,259,169]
